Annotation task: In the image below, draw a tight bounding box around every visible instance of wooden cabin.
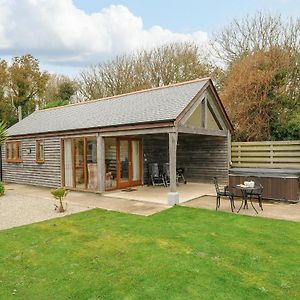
[1,78,234,204]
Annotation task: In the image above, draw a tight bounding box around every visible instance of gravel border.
[0,185,91,231]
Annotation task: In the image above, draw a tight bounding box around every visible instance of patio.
[183,195,300,222]
[103,182,216,205]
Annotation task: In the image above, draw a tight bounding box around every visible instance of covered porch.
[103,182,216,205]
[98,126,230,205]
[96,83,232,205]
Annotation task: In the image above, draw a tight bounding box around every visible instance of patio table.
[234,185,260,214]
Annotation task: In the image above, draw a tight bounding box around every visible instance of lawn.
[0,207,299,300]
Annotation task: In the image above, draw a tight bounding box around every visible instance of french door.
[117,138,142,189]
[62,137,98,190]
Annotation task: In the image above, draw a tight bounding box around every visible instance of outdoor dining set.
[213,176,264,214]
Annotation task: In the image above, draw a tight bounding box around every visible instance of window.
[6,141,22,163]
[36,140,44,163]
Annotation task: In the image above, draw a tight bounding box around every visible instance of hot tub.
[229,168,300,202]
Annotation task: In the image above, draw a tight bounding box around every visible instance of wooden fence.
[231,140,300,169]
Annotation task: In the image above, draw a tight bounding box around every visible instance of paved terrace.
[183,196,300,222]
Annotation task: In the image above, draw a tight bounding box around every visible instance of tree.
[0,59,8,99]
[57,80,77,101]
[43,74,77,108]
[212,12,300,65]
[221,47,300,141]
[78,42,214,100]
[0,121,7,144]
[0,60,17,125]
[9,54,49,117]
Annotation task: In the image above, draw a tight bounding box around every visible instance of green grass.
[0,207,300,300]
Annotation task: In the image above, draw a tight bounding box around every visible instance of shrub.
[0,182,4,196]
[51,187,68,212]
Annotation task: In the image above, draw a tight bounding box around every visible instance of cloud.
[0,0,211,68]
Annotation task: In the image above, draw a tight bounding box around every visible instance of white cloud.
[0,0,211,70]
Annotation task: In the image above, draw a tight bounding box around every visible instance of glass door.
[86,138,97,190]
[117,138,142,189]
[74,139,85,189]
[63,140,73,187]
[62,137,97,190]
[131,139,141,185]
[118,139,130,188]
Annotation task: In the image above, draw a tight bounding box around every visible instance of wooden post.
[201,98,207,128]
[227,130,231,168]
[97,134,105,193]
[168,132,179,205]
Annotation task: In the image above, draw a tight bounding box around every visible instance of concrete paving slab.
[103,182,216,204]
[68,191,170,216]
[183,195,300,222]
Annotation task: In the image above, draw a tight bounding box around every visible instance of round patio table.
[234,185,260,214]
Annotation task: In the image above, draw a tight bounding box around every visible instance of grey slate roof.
[7,79,208,136]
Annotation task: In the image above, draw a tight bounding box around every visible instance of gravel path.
[0,184,91,231]
[0,183,169,231]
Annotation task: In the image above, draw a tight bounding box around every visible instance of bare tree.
[212,12,300,64]
[78,42,213,101]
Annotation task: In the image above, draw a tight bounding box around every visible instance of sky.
[0,0,299,77]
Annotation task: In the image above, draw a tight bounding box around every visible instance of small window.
[36,140,44,163]
[6,141,22,163]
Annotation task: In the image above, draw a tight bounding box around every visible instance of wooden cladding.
[177,134,229,184]
[143,133,229,185]
[6,141,22,163]
[2,137,61,187]
[231,140,300,169]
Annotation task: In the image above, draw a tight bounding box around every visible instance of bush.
[51,187,68,212]
[0,181,5,196]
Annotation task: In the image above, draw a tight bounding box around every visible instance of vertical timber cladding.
[177,133,229,184]
[2,136,61,188]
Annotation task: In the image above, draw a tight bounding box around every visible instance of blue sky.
[0,0,299,77]
[74,0,300,32]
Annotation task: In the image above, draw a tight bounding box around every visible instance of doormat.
[121,188,138,192]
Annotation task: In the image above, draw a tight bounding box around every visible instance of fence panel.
[231,140,300,169]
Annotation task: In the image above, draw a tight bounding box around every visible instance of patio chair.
[163,163,170,186]
[176,168,187,184]
[212,177,235,212]
[244,176,263,211]
[163,163,187,186]
[149,163,166,186]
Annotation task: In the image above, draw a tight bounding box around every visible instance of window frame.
[36,139,45,164]
[6,141,22,163]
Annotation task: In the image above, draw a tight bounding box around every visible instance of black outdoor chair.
[212,177,235,212]
[244,176,263,211]
[176,168,187,184]
[163,163,187,186]
[163,163,170,186]
[149,163,166,186]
